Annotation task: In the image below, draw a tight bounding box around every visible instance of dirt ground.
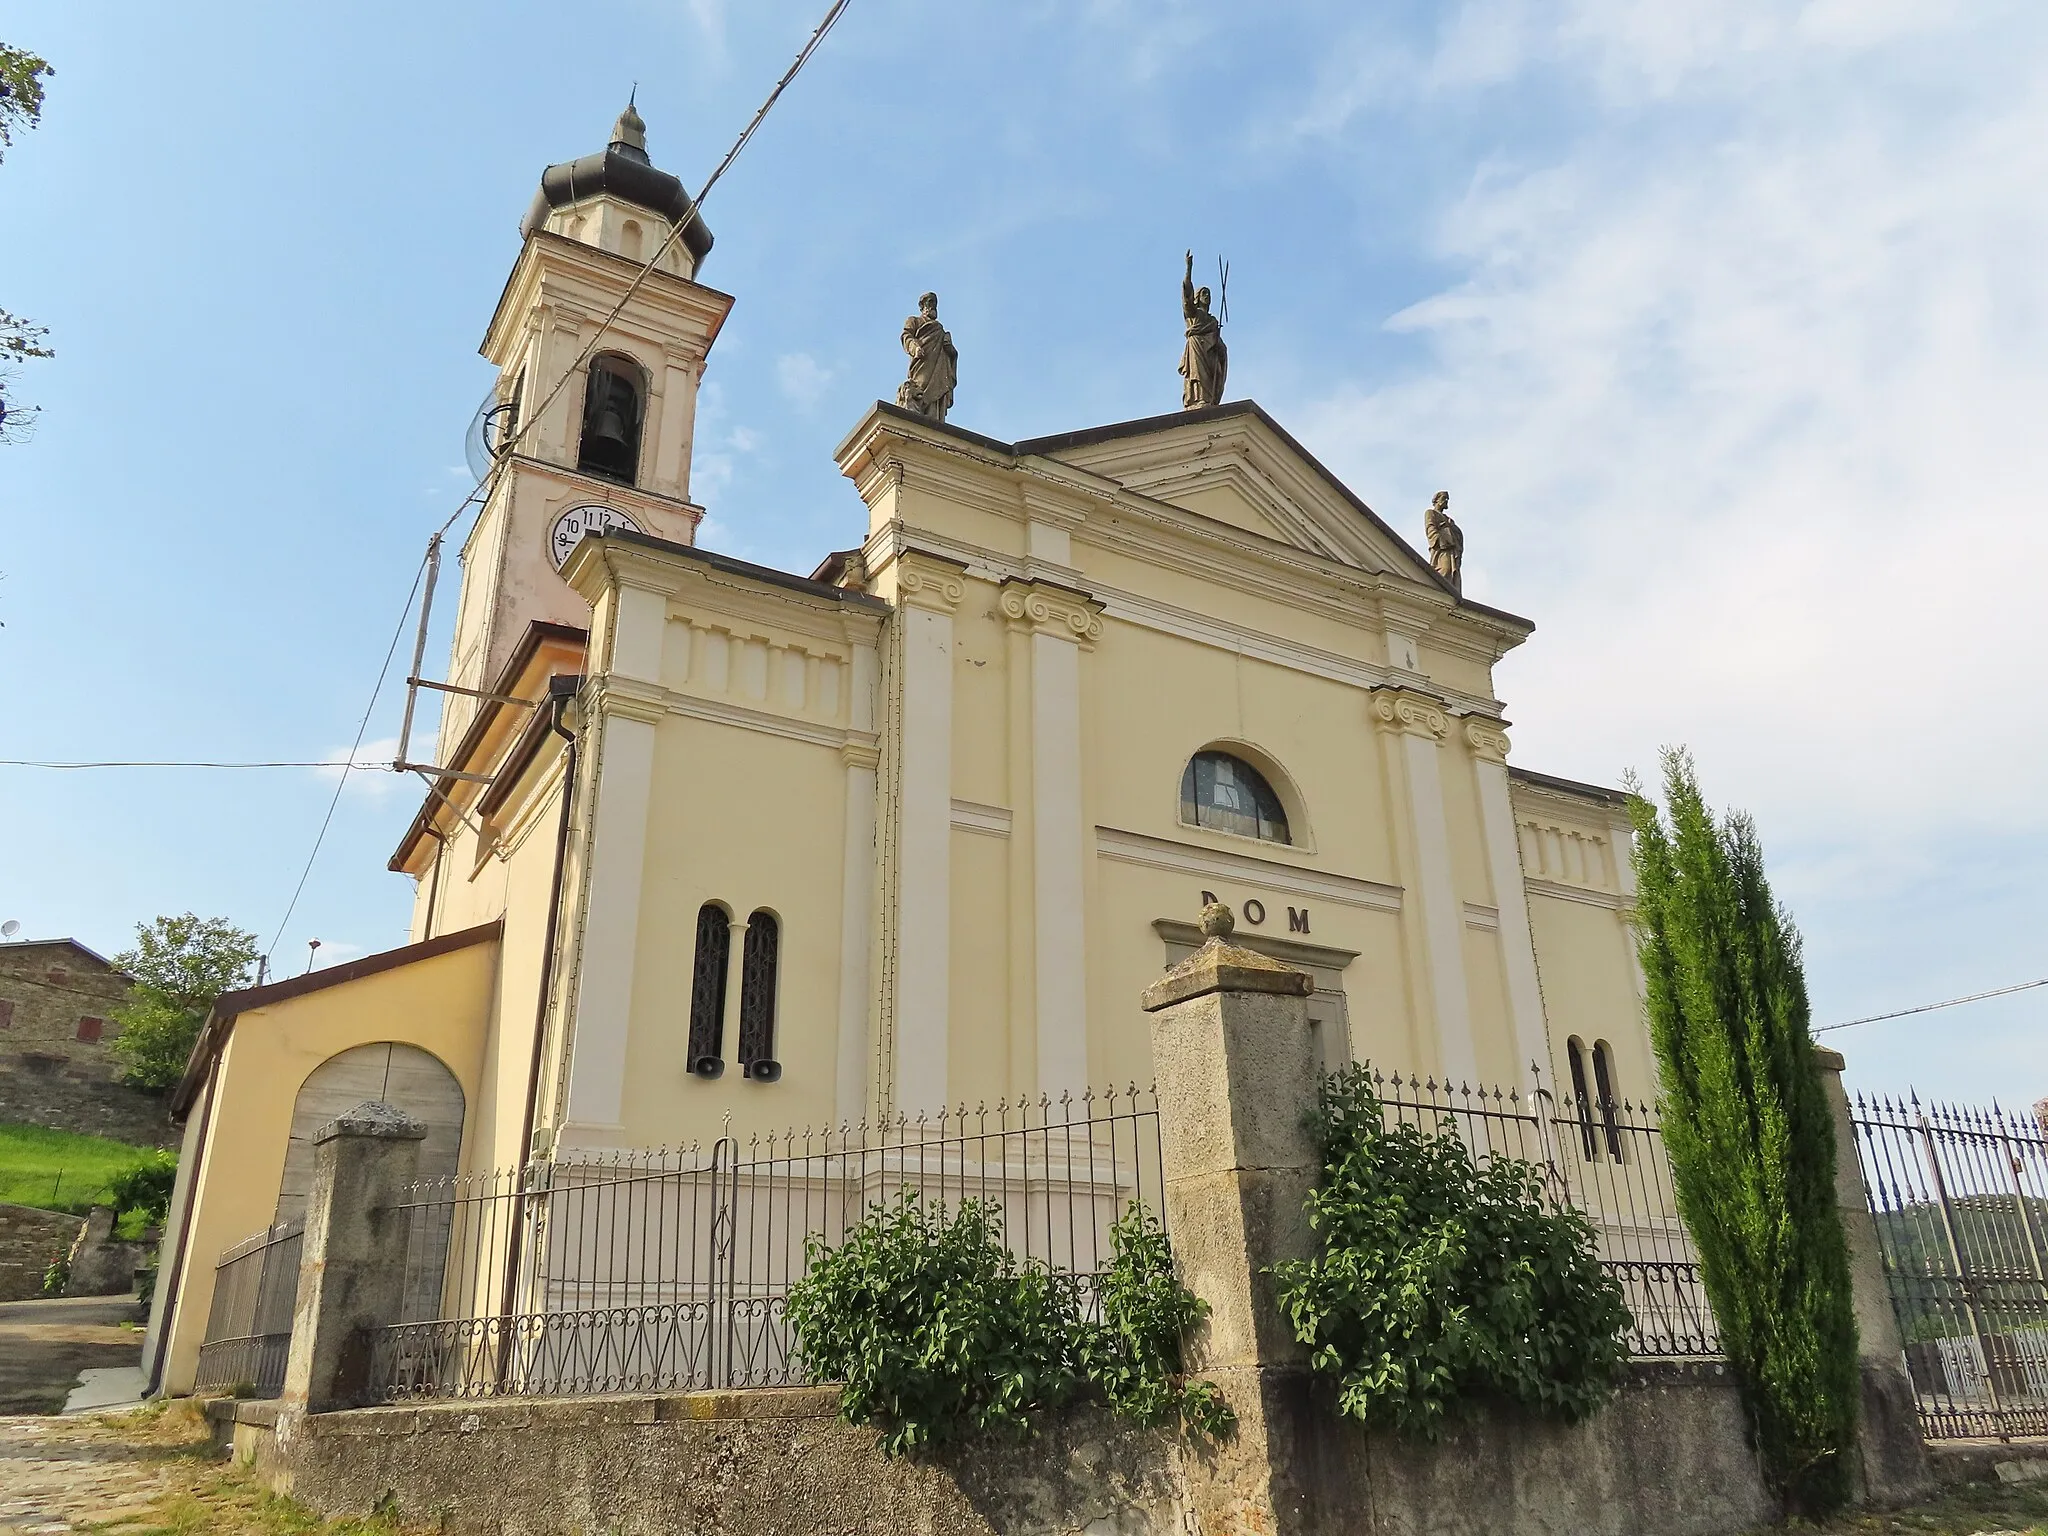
[0,1295,145,1415]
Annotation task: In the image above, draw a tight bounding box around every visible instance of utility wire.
[433,0,855,540]
[263,553,428,964]
[1814,976,2048,1034]
[2,759,374,770]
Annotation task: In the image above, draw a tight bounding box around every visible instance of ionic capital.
[999,578,1104,646]
[1368,687,1449,741]
[892,555,968,614]
[1464,719,1512,764]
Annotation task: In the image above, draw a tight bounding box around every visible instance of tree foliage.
[1271,1065,1631,1438]
[786,1192,1229,1456]
[1627,748,1860,1516]
[109,914,261,1092]
[0,42,51,158]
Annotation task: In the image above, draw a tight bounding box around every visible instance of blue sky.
[2,0,2043,1105]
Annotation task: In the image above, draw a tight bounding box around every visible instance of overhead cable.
[1814,976,2048,1033]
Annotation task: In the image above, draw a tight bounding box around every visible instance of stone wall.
[0,939,176,1149]
[0,1202,83,1302]
[225,1362,1773,1536]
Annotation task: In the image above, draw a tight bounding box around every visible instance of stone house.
[0,937,174,1149]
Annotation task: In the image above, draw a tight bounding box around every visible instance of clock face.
[549,503,644,570]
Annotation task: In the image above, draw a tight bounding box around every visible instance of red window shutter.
[48,968,69,985]
[0,998,14,1028]
[76,1016,105,1043]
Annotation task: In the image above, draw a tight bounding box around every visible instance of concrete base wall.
[219,1362,1783,1536]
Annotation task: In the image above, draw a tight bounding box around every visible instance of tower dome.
[520,97,714,272]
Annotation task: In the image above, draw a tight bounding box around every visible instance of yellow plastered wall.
[157,937,498,1394]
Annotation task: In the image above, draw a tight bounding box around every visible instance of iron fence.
[1368,1069,1721,1359]
[1851,1092,2048,1440]
[366,1084,1165,1402]
[192,1219,304,1398]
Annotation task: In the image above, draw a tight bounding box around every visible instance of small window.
[76,1016,105,1043]
[1566,1037,1598,1161]
[1591,1041,1623,1161]
[0,998,14,1028]
[1180,751,1290,844]
[577,355,644,486]
[737,911,781,1082]
[687,904,730,1078]
[47,968,68,985]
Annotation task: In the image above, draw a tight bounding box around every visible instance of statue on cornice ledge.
[1425,491,1463,594]
[896,291,958,424]
[1179,250,1228,409]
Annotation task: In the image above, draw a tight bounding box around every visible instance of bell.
[590,402,631,452]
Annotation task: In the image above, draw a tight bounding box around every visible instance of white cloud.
[1296,0,2048,865]
[776,352,833,408]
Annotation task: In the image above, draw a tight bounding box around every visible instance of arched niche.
[272,1042,465,1226]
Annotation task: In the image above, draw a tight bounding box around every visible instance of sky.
[1,0,2043,1106]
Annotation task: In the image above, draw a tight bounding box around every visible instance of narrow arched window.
[687,903,730,1078]
[1566,1037,1598,1161]
[738,910,781,1082]
[578,354,644,485]
[1180,751,1290,844]
[1591,1040,1623,1161]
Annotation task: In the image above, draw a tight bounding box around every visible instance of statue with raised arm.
[896,291,958,424]
[1424,491,1463,593]
[1179,251,1227,409]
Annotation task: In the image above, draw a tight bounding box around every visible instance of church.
[144,104,1653,1394]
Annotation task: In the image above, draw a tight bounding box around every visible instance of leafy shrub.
[1271,1065,1631,1437]
[42,1254,70,1297]
[787,1193,1082,1455]
[787,1191,1229,1455]
[108,1151,177,1226]
[1082,1207,1234,1437]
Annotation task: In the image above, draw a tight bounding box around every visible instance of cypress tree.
[1627,749,1860,1516]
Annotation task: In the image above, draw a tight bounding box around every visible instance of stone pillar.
[279,1102,427,1414]
[1812,1046,1930,1501]
[1141,902,1321,1535]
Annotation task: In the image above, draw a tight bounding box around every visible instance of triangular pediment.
[1015,402,1442,586]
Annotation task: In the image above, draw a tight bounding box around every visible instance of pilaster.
[889,555,965,1114]
[1465,720,1552,1081]
[1370,687,1478,1086]
[1001,579,1104,1095]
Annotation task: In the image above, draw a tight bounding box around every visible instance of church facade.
[146,106,1652,1393]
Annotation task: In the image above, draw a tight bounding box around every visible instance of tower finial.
[610,92,648,159]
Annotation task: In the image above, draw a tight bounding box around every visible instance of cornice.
[841,742,882,771]
[998,578,1104,646]
[1369,687,1450,741]
[1096,825,1404,913]
[1464,719,1513,764]
[589,676,667,727]
[1525,877,1631,914]
[481,231,735,366]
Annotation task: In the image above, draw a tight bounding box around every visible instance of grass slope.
[0,1120,167,1216]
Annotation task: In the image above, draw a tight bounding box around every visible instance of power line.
[1814,976,2048,1034]
[2,759,372,770]
[264,553,428,964]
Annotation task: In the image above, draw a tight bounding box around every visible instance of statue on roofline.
[896,291,957,424]
[1424,491,1463,594]
[1179,250,1227,409]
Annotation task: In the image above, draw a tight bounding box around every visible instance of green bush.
[786,1191,1228,1455]
[1628,750,1860,1516]
[1271,1065,1631,1437]
[107,1150,177,1226]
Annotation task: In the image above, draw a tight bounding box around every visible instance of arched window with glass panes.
[1179,751,1290,844]
[1566,1035,1623,1161]
[737,910,781,1081]
[687,903,730,1078]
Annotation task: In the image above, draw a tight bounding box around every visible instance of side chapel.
[146,105,1652,1392]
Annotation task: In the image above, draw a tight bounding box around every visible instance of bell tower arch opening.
[577,354,646,486]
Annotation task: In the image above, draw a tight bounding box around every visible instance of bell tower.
[439,100,735,749]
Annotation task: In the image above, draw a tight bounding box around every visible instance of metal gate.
[1852,1092,2048,1440]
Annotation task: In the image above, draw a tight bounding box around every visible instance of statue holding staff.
[1424,491,1464,593]
[896,291,958,424]
[1179,250,1227,409]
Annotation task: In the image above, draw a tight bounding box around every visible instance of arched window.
[1591,1040,1623,1161]
[687,903,730,1078]
[737,910,781,1082]
[578,354,644,485]
[1180,751,1290,844]
[1566,1037,1598,1161]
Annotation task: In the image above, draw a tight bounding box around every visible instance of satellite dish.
[1,920,21,939]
